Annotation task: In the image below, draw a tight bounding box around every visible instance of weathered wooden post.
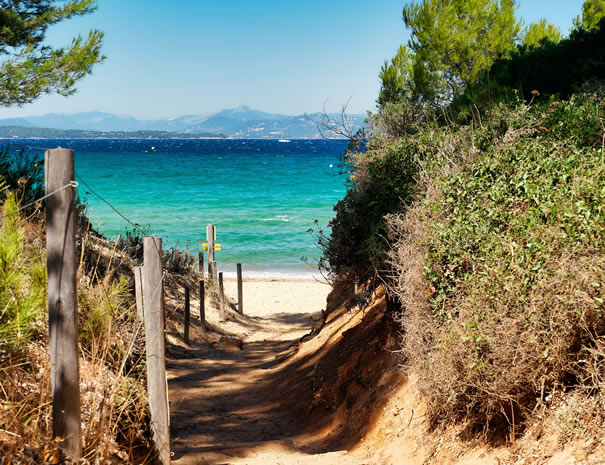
[237,263,243,315]
[219,272,225,320]
[134,266,144,319]
[143,237,170,465]
[206,224,215,279]
[46,148,81,459]
[198,251,204,277]
[211,260,218,283]
[184,286,190,345]
[199,280,206,331]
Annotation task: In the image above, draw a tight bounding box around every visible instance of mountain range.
[0,106,366,139]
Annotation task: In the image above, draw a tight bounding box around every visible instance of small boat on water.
[278,139,291,143]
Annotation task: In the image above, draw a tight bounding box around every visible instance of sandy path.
[167,279,364,465]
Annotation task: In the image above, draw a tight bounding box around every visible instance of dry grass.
[0,208,154,464]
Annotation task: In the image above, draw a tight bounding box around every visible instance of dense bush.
[322,0,605,441]
[452,18,605,120]
[162,247,196,275]
[323,138,419,282]
[115,227,146,264]
[320,103,451,283]
[0,145,44,213]
[388,92,605,429]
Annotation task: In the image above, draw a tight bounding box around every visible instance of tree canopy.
[0,0,104,106]
[379,0,521,108]
[522,18,562,47]
[377,0,605,109]
[574,0,605,31]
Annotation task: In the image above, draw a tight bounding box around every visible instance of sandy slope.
[166,278,366,465]
[164,278,604,465]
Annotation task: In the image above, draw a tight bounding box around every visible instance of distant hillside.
[0,126,224,139]
[0,106,366,139]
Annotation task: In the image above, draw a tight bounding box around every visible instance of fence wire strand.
[1,181,78,219]
[75,173,148,237]
[2,142,164,256]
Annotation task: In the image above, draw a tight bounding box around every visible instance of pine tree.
[573,0,605,31]
[377,45,414,107]
[378,0,520,107]
[0,0,104,106]
[522,18,562,47]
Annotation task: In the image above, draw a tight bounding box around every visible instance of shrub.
[388,93,605,430]
[451,17,605,121]
[115,227,146,264]
[0,189,153,463]
[0,145,44,212]
[0,192,46,352]
[322,117,447,282]
[78,273,131,360]
[162,247,195,275]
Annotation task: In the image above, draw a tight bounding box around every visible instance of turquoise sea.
[10,139,349,279]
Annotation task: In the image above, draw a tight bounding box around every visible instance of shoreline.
[221,279,332,329]
[214,270,328,283]
[209,263,327,282]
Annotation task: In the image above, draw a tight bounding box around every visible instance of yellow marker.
[202,243,221,247]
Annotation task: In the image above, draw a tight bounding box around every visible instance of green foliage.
[379,0,520,108]
[78,274,130,359]
[116,227,146,264]
[522,18,562,47]
[322,127,441,281]
[378,45,414,108]
[0,0,104,106]
[426,95,604,318]
[334,0,605,438]
[573,0,605,31]
[453,18,605,118]
[0,144,44,206]
[0,192,46,351]
[163,247,195,275]
[389,92,605,429]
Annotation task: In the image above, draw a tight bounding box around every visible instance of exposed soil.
[164,278,605,465]
[165,279,396,465]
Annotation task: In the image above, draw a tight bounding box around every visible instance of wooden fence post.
[211,260,218,283]
[219,272,225,320]
[206,224,215,278]
[198,251,204,277]
[143,237,170,465]
[199,280,206,331]
[134,266,144,319]
[46,148,81,459]
[184,286,190,345]
[237,263,243,315]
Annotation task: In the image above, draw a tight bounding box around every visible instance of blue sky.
[1,0,586,119]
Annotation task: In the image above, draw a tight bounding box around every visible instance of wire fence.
[1,181,78,219]
[1,141,153,240]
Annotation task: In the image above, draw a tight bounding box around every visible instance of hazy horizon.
[0,105,365,120]
[0,0,586,120]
